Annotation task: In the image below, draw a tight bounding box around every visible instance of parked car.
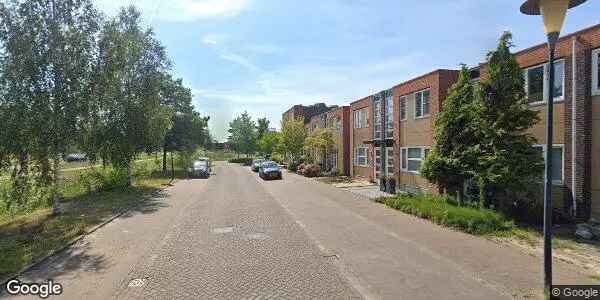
[64,153,87,162]
[258,161,282,180]
[188,160,210,178]
[251,159,265,172]
[197,157,212,172]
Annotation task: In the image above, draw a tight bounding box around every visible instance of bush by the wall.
[228,157,253,165]
[376,193,515,235]
[302,164,321,178]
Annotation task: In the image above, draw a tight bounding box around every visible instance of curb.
[0,187,170,290]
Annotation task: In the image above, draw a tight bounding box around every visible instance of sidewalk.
[261,171,595,300]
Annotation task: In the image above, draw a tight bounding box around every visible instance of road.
[2,162,592,299]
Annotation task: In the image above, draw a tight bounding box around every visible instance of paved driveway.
[2,162,592,299]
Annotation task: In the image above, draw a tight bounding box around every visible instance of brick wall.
[350,96,374,180]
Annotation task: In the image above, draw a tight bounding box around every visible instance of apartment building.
[304,106,352,175]
[282,103,337,124]
[350,95,374,180]
[393,70,459,194]
[477,24,600,219]
[325,106,351,175]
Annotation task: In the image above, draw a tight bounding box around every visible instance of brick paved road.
[3,162,593,299]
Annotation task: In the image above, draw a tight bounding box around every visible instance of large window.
[399,96,407,121]
[533,144,564,184]
[353,108,368,129]
[400,147,429,173]
[374,98,382,139]
[385,95,393,137]
[524,59,564,104]
[414,89,430,118]
[593,48,600,96]
[355,146,368,167]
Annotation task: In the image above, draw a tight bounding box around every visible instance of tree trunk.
[52,157,61,215]
[127,161,133,186]
[456,181,464,206]
[163,145,167,174]
[478,179,486,209]
[170,152,175,181]
[14,152,29,207]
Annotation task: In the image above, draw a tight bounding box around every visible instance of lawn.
[376,193,600,277]
[0,156,188,279]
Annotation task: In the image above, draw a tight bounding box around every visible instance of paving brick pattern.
[115,163,361,300]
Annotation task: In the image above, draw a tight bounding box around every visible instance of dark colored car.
[258,161,282,180]
[251,159,265,172]
[64,153,87,162]
[188,160,210,178]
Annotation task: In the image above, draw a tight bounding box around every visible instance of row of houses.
[282,24,600,220]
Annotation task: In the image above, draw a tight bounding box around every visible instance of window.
[355,146,368,167]
[385,95,393,137]
[354,108,368,128]
[414,89,430,118]
[374,98,382,139]
[524,59,565,104]
[593,48,600,96]
[533,144,564,184]
[553,60,564,99]
[401,147,428,173]
[399,96,407,121]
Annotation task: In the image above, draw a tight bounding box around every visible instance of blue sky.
[96,0,600,141]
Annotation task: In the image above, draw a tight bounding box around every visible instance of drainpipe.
[571,37,577,218]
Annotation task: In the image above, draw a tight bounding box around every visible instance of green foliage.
[227,111,257,156]
[228,157,253,165]
[257,131,281,158]
[280,117,307,162]
[256,117,270,141]
[0,2,210,211]
[304,128,335,164]
[475,32,544,206]
[376,194,515,235]
[422,66,481,203]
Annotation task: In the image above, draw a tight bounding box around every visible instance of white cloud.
[192,52,434,140]
[96,0,248,22]
[219,53,260,71]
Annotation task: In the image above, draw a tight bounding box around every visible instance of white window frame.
[400,146,429,174]
[533,144,564,185]
[414,89,431,119]
[354,145,368,167]
[592,48,600,96]
[353,108,369,129]
[399,96,407,121]
[523,59,565,105]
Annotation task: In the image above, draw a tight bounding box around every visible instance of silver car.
[188,160,210,178]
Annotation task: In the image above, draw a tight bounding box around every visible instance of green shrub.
[377,193,514,235]
[303,164,321,178]
[228,157,253,165]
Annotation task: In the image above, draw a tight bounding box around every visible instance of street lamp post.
[520,0,587,297]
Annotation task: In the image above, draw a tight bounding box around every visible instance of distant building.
[282,103,338,124]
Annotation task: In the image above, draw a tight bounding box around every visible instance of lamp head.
[520,0,587,35]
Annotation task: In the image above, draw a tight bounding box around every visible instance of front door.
[374,147,394,179]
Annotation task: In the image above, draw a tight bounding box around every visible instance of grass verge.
[374,193,515,235]
[0,159,186,279]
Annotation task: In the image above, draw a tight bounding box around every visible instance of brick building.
[282,103,337,124]
[349,95,374,180]
[393,70,459,194]
[304,106,351,175]
[477,24,600,219]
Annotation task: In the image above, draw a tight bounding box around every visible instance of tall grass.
[376,193,515,235]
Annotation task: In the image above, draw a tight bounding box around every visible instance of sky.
[95,0,600,141]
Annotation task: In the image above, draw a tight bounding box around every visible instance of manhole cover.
[212,226,234,234]
[128,278,146,287]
